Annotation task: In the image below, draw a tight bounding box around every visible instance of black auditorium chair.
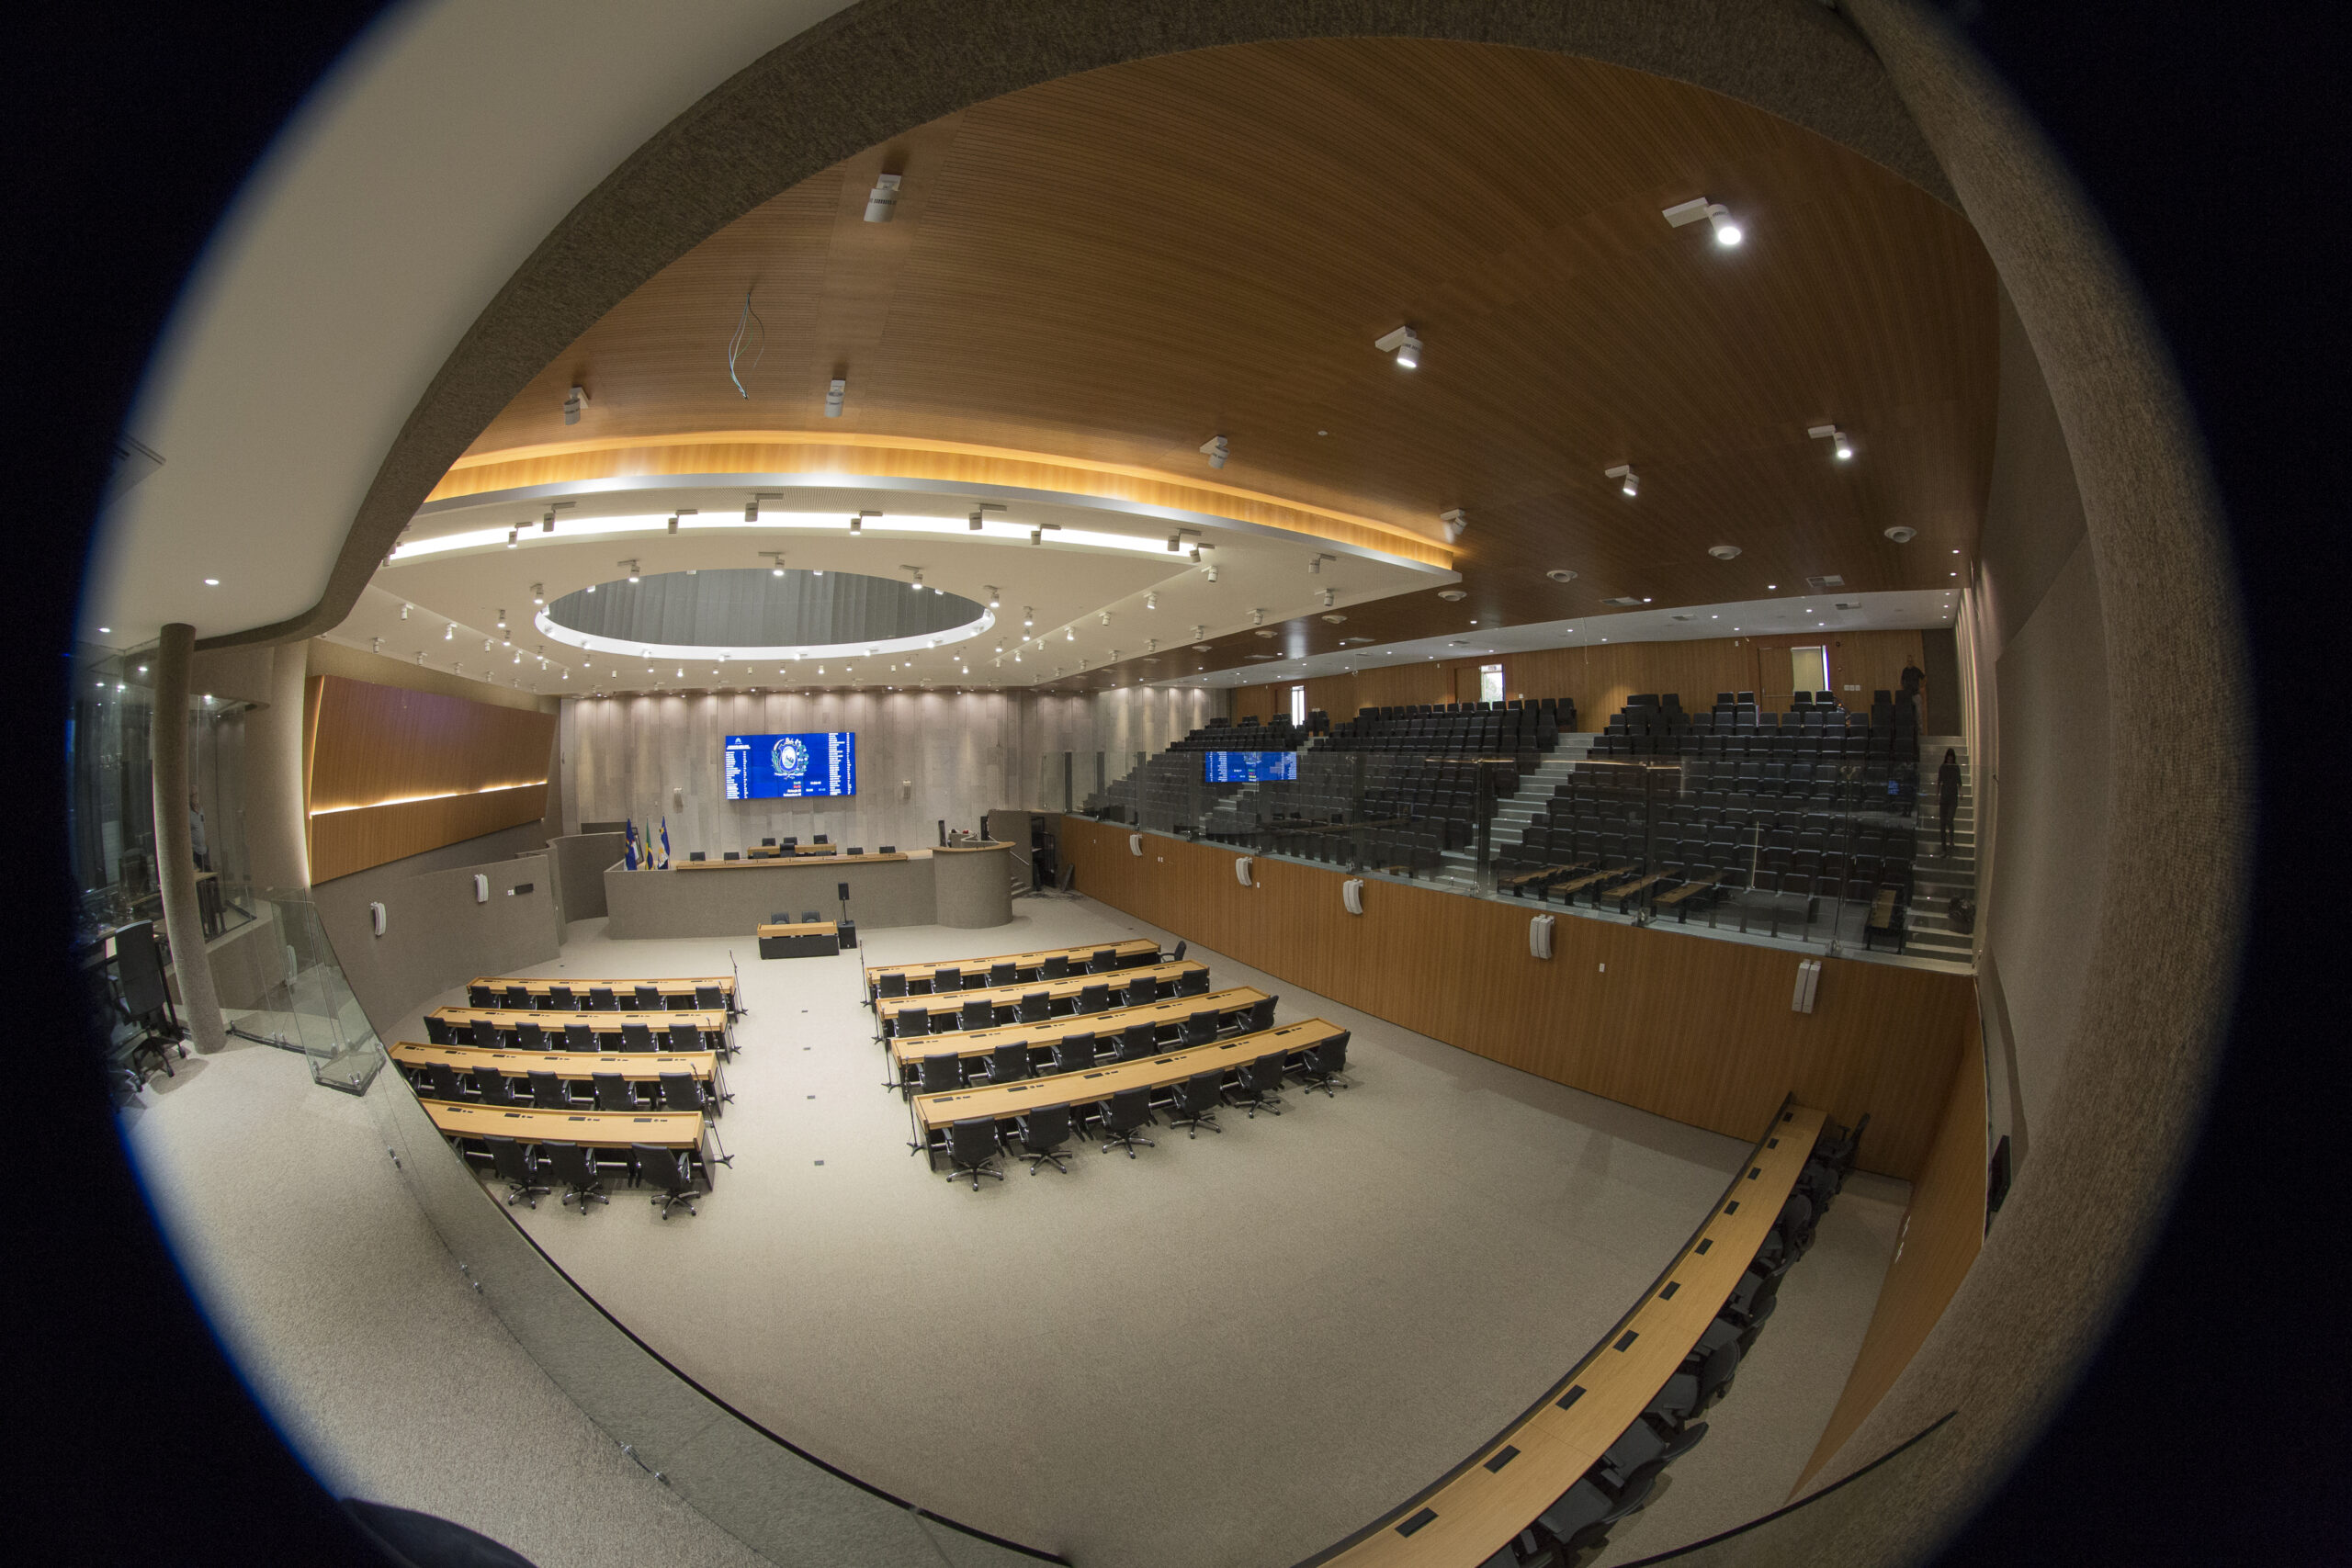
[469,983,495,1007]
[474,1067,521,1107]
[695,983,726,1013]
[722,852,741,861]
[563,1022,597,1053]
[1016,990,1053,1023]
[618,1023,655,1054]
[1167,940,1187,963]
[1293,1031,1352,1096]
[1086,947,1119,973]
[669,1020,701,1053]
[987,1043,1032,1083]
[761,837,776,847]
[1016,1104,1075,1174]
[514,1021,546,1051]
[1094,1088,1158,1156]
[781,837,797,847]
[1174,968,1210,998]
[635,1144,700,1219]
[989,961,1016,987]
[634,985,663,1010]
[485,1135,548,1209]
[1165,1073,1224,1137]
[1040,954,1070,979]
[1721,1267,1785,1351]
[1077,983,1112,1015]
[1052,1033,1098,1075]
[1648,1338,1742,1425]
[1116,1022,1157,1062]
[422,1062,467,1101]
[424,1013,453,1044]
[895,1008,932,1039]
[588,987,618,1011]
[944,1118,1006,1190]
[814,834,830,844]
[918,1054,964,1097]
[659,1072,710,1115]
[544,1142,609,1214]
[958,998,994,1032]
[468,1017,501,1049]
[503,984,532,1010]
[935,967,964,995]
[1227,1054,1287,1118]
[529,1070,583,1111]
[879,844,895,853]
[1121,975,1159,1007]
[592,1072,639,1112]
[688,852,706,862]
[877,972,909,998]
[800,909,821,923]
[1178,1009,1218,1047]
[1753,1192,1816,1272]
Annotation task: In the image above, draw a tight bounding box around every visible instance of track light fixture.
[1203,564,1219,582]
[445,623,454,640]
[1200,434,1229,468]
[1307,552,1336,575]
[1028,522,1060,547]
[825,378,846,418]
[1166,526,1201,553]
[1145,592,1158,611]
[620,558,640,581]
[1606,465,1638,497]
[904,566,924,591]
[1662,196,1743,246]
[1374,325,1422,368]
[1809,423,1855,460]
[1067,626,1077,641]
[1191,625,1205,640]
[563,384,588,423]
[495,609,507,628]
[506,527,518,548]
[982,584,1000,607]
[1250,607,1265,626]
[1321,588,1337,609]
[667,508,696,534]
[529,583,544,605]
[1098,611,1112,626]
[849,509,877,534]
[864,171,902,222]
[1022,606,1035,627]
[541,502,571,532]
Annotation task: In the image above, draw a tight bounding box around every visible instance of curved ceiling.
[428,38,1993,692]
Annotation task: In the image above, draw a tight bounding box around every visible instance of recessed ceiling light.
[203,578,220,586]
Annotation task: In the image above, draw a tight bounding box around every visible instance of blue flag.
[623,818,639,870]
[659,817,672,870]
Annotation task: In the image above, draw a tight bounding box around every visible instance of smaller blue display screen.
[1202,750,1298,784]
[724,732,858,799]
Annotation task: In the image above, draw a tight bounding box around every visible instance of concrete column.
[933,842,1013,928]
[243,641,312,892]
[152,623,229,1054]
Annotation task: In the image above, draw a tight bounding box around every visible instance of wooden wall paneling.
[1064,818,1969,1179]
[1792,1016,1984,1494]
[309,785,552,884]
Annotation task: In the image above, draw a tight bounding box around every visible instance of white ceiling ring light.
[529,604,996,664]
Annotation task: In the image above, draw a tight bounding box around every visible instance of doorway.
[1791,646,1828,698]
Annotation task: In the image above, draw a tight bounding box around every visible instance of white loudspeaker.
[1529,913,1555,959]
[1792,958,1821,1014]
[1128,833,1143,856]
[1235,857,1254,886]
[1341,878,1364,915]
[368,901,386,937]
[473,874,489,904]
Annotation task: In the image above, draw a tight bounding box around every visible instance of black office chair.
[1094,1088,1158,1156]
[1167,940,1187,963]
[813,834,830,844]
[987,1043,1032,1083]
[592,1072,639,1112]
[1648,1339,1742,1424]
[945,1117,1006,1189]
[1052,1032,1098,1075]
[1077,983,1111,1015]
[844,847,864,856]
[989,961,1017,987]
[543,1141,609,1213]
[1294,1031,1352,1096]
[1227,1054,1286,1117]
[1040,954,1070,979]
[1177,1009,1218,1047]
[528,1070,582,1110]
[1016,1104,1075,1174]
[1121,975,1160,1007]
[547,985,577,1011]
[1086,947,1119,973]
[877,972,910,998]
[421,1062,467,1101]
[468,1017,501,1049]
[474,1067,521,1107]
[694,983,726,1013]
[484,1135,548,1208]
[588,987,618,1011]
[633,985,663,1010]
[1174,968,1211,998]
[503,985,532,1010]
[635,1144,700,1219]
[468,984,495,1008]
[562,1022,597,1053]
[895,1007,932,1039]
[1165,1072,1224,1137]
[722,851,741,861]
[1116,1022,1157,1062]
[1241,996,1278,1032]
[618,1023,655,1054]
[782,836,797,847]
[1015,990,1053,1023]
[935,967,964,995]
[801,909,821,923]
[669,1020,701,1053]
[514,1021,546,1051]
[658,1072,708,1115]
[951,998,989,1032]
[918,1053,964,1096]
[424,1013,453,1044]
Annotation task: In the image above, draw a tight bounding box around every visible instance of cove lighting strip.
[532,606,997,662]
[389,512,1181,562]
[309,781,548,817]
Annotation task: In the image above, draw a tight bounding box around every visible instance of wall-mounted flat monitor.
[1203,750,1297,784]
[724,732,858,799]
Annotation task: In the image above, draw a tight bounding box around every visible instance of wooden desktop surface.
[756,920,838,938]
[1304,1103,1827,1568]
[432,1006,728,1038]
[933,840,1009,853]
[878,960,1208,1027]
[472,974,735,1000]
[391,1042,717,1081]
[865,937,1159,987]
[913,1018,1341,1131]
[890,987,1270,1066]
[424,1100,707,1151]
[676,852,909,870]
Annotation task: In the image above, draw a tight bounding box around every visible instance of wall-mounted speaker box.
[1529,913,1555,959]
[1129,834,1144,856]
[1791,957,1822,1013]
[1340,878,1364,915]
[472,874,489,904]
[1235,857,1254,887]
[368,901,386,937]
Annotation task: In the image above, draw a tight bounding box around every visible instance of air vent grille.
[1601,595,1643,606]
[1804,574,1845,591]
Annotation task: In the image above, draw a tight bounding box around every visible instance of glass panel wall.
[225,889,384,1094]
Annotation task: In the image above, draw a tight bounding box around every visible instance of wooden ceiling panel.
[455,38,1995,693]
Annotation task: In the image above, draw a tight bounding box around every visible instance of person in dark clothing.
[1938,748,1962,853]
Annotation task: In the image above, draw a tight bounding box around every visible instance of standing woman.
[1938,748,1962,854]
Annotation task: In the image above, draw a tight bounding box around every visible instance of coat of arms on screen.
[771,736,811,780]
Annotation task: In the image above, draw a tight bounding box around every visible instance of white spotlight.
[1663,197,1742,247]
[1146,592,1158,610]
[864,172,901,222]
[1199,434,1229,468]
[984,584,1001,607]
[1809,423,1854,460]
[1606,465,1638,497]
[444,624,454,639]
[825,378,846,418]
[562,385,588,423]
[1374,325,1422,368]
[1321,588,1336,609]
